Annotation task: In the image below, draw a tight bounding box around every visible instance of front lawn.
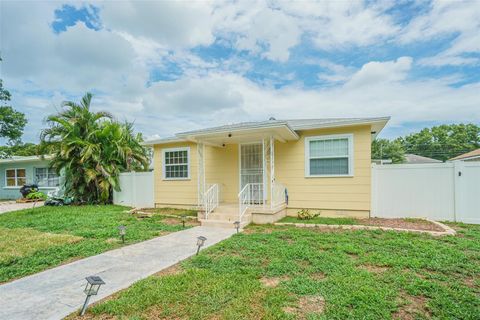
[79,223,480,319]
[0,205,194,283]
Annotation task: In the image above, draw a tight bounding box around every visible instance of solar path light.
[118,225,126,243]
[181,215,186,228]
[80,276,105,316]
[196,236,207,255]
[234,221,240,233]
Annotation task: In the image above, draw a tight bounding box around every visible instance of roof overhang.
[177,123,299,146]
[142,137,186,146]
[0,155,52,164]
[290,117,390,139]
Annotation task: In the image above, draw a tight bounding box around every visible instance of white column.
[270,136,275,209]
[197,142,205,209]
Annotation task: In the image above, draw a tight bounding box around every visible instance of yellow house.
[144,117,389,227]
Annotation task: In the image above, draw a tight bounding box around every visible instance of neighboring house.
[404,154,442,164]
[0,156,60,200]
[449,148,480,162]
[144,117,389,226]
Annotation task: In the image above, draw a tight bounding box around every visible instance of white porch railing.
[238,183,263,221]
[204,183,219,219]
[271,182,286,208]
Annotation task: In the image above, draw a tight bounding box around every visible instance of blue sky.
[1,1,479,143]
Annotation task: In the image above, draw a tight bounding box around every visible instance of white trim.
[142,137,186,146]
[162,147,191,180]
[304,133,354,177]
[178,122,299,140]
[4,168,27,187]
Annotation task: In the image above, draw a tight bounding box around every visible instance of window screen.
[307,137,351,176]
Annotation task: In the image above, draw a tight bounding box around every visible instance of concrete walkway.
[0,200,44,214]
[0,226,235,320]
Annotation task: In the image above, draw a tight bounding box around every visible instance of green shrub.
[26,191,47,201]
[297,209,320,220]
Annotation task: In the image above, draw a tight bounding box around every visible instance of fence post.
[370,164,377,218]
[453,161,465,222]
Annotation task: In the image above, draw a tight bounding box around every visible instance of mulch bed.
[355,218,445,232]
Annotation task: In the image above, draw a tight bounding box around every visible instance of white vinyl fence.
[113,172,154,208]
[372,162,480,224]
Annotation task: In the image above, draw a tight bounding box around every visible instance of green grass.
[0,205,192,283]
[81,224,480,320]
[279,216,358,225]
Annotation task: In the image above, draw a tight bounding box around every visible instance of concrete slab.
[0,201,44,214]
[0,226,235,320]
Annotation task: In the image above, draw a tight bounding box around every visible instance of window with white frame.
[305,134,354,176]
[35,167,60,187]
[163,147,190,179]
[5,168,26,187]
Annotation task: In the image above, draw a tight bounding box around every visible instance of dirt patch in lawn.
[283,295,325,319]
[260,275,290,287]
[356,218,444,232]
[160,217,200,227]
[393,292,430,320]
[310,272,326,280]
[243,227,275,234]
[358,264,391,273]
[154,263,184,277]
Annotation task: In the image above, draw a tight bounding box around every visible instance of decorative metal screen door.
[240,143,264,204]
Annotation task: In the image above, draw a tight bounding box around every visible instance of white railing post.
[204,183,219,219]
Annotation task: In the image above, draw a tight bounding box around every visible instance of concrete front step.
[207,212,251,221]
[199,219,250,229]
[212,205,239,215]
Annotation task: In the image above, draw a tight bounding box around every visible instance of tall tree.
[0,63,27,143]
[372,138,405,163]
[0,143,38,158]
[39,93,149,204]
[398,124,480,161]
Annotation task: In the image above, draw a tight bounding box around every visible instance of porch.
[185,125,299,228]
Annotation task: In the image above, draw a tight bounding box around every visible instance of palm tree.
[40,93,149,203]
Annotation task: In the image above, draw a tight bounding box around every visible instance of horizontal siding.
[205,144,239,203]
[152,124,372,213]
[276,125,372,212]
[154,142,198,206]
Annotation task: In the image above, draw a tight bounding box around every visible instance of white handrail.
[204,183,219,219]
[271,181,286,208]
[238,183,263,221]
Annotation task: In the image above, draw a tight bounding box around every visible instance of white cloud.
[219,3,301,62]
[401,0,480,66]
[99,1,215,48]
[346,57,413,88]
[1,0,480,143]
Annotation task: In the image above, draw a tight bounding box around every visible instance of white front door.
[240,143,264,203]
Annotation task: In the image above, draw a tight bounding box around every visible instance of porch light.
[181,215,186,228]
[80,276,105,316]
[196,236,207,255]
[234,221,240,233]
[118,225,126,243]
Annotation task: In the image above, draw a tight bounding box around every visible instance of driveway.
[0,226,235,320]
[0,200,44,214]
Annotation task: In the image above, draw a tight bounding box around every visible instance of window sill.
[162,178,191,181]
[305,174,354,178]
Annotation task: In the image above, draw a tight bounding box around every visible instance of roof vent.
[269,117,276,121]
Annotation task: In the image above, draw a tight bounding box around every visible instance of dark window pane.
[310,158,349,175]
